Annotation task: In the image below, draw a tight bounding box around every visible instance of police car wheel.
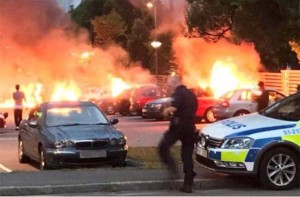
[259,147,299,190]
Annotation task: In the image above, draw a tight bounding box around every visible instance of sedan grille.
[200,134,224,148]
[75,140,108,149]
[207,137,224,148]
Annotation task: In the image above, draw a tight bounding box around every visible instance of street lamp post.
[147,1,161,85]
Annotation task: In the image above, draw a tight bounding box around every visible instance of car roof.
[41,101,94,108]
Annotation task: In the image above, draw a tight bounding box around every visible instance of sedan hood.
[147,97,172,104]
[47,125,122,141]
[201,113,296,139]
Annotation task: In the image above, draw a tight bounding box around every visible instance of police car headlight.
[221,138,254,149]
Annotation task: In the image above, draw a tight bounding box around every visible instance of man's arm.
[163,106,177,117]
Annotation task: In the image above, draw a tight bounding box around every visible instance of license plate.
[80,150,107,158]
[142,109,146,112]
[196,147,207,158]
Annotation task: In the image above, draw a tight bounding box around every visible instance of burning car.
[0,112,8,128]
[18,101,128,170]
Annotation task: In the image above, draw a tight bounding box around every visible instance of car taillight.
[221,100,230,108]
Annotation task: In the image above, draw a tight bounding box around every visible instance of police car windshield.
[261,92,300,121]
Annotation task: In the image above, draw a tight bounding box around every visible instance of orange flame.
[207,58,258,98]
[0,82,43,108]
[108,76,131,97]
[51,81,81,101]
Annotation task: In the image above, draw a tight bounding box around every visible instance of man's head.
[167,75,181,92]
[258,81,264,90]
[15,84,20,90]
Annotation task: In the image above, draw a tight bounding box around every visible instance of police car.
[196,91,300,190]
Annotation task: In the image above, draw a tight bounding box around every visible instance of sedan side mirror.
[28,120,38,128]
[110,118,119,125]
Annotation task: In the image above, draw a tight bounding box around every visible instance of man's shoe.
[179,184,192,193]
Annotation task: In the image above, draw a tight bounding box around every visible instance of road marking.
[0,137,16,141]
[0,163,12,172]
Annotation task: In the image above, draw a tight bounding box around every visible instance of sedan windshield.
[46,105,109,127]
[261,93,300,121]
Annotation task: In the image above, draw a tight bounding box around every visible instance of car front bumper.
[195,145,255,176]
[44,146,128,166]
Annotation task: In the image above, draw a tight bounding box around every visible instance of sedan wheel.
[204,107,216,123]
[259,147,299,190]
[106,106,116,115]
[18,139,29,163]
[234,110,250,117]
[39,147,50,170]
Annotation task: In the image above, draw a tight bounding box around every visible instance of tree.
[91,10,127,47]
[186,0,300,71]
[127,18,152,69]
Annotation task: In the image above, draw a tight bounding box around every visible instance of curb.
[0,178,233,196]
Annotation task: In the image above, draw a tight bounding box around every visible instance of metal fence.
[260,70,300,95]
[156,70,300,96]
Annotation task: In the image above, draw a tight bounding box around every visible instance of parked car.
[95,97,118,115]
[0,112,8,128]
[115,88,134,116]
[94,88,134,116]
[129,84,167,116]
[142,90,218,123]
[195,91,300,190]
[142,97,172,120]
[79,86,111,102]
[18,101,128,170]
[212,88,286,120]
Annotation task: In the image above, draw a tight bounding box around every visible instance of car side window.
[28,108,42,121]
[268,91,285,102]
[276,97,300,120]
[239,91,252,101]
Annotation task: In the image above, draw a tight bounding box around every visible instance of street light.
[147,1,161,85]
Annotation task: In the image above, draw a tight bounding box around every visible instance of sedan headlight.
[118,137,126,145]
[54,141,64,148]
[54,140,74,148]
[221,138,254,149]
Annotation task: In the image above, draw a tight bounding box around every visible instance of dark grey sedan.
[18,101,128,170]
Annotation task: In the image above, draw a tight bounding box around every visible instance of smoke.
[0,0,154,102]
[137,0,264,89]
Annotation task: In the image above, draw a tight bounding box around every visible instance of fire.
[0,82,43,108]
[209,58,257,98]
[51,81,81,101]
[109,76,131,97]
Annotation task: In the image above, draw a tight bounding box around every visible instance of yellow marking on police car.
[221,150,248,162]
[282,134,300,146]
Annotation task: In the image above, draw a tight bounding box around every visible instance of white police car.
[196,91,300,190]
